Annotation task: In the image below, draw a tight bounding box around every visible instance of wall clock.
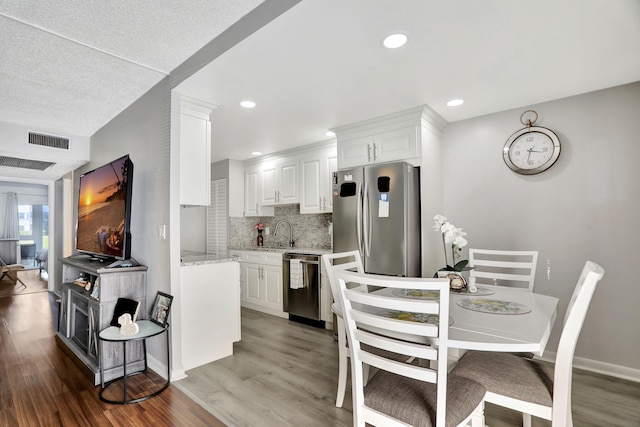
[503,110,561,175]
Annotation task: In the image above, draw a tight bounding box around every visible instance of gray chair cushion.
[364,372,485,427]
[453,351,553,407]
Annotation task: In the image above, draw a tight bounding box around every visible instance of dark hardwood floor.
[0,290,225,426]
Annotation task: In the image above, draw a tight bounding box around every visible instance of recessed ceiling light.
[446,99,465,107]
[251,151,262,156]
[382,33,408,49]
[240,100,256,108]
[325,131,336,137]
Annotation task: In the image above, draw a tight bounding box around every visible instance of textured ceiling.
[175,0,640,163]
[1,0,639,181]
[0,0,265,137]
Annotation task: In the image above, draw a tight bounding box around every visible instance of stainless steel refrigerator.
[332,161,421,277]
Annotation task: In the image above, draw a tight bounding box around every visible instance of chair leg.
[523,413,532,427]
[336,317,348,408]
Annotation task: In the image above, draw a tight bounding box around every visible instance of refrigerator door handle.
[362,180,371,257]
[356,182,363,255]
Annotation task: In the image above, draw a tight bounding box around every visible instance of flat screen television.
[75,154,134,263]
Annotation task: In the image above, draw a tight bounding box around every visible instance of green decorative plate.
[456,298,531,315]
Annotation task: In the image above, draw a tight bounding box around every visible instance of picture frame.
[150,291,173,328]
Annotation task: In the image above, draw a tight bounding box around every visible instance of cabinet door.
[277,159,299,204]
[259,162,278,205]
[373,126,419,164]
[180,112,211,205]
[322,149,338,213]
[245,264,262,305]
[300,157,322,214]
[301,146,336,214]
[337,135,373,169]
[244,168,260,216]
[262,265,283,311]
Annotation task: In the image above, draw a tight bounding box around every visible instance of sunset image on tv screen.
[76,156,130,258]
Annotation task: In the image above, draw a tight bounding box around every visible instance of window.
[18,204,49,249]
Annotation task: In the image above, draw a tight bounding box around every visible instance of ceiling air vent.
[0,155,55,171]
[28,132,70,149]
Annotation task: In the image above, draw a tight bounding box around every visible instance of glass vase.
[257,230,264,247]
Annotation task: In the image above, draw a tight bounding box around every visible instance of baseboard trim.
[147,353,188,382]
[537,351,640,383]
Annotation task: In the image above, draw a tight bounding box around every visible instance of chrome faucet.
[274,219,295,247]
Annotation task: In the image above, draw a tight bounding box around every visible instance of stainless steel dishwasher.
[283,252,324,327]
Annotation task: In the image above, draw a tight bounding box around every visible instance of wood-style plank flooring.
[176,308,640,427]
[3,283,639,427]
[0,289,225,426]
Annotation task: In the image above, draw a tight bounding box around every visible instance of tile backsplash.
[229,205,332,249]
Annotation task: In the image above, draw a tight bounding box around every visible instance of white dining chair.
[453,260,605,427]
[322,251,385,408]
[468,248,538,291]
[334,270,485,427]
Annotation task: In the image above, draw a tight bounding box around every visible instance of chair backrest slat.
[348,289,441,314]
[469,248,538,291]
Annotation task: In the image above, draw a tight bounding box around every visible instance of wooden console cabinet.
[56,255,147,385]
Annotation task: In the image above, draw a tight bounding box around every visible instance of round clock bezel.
[503,126,561,175]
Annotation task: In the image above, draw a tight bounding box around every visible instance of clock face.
[503,126,560,175]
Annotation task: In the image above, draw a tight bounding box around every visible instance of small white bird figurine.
[118,313,139,336]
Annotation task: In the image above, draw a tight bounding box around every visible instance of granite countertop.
[180,250,239,266]
[229,246,332,255]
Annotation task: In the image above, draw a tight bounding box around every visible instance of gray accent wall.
[441,81,640,373]
[87,79,172,367]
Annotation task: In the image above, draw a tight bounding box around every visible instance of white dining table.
[368,284,559,356]
[446,285,558,356]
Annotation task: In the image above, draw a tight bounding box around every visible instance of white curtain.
[3,191,18,239]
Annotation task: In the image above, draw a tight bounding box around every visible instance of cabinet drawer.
[231,250,283,266]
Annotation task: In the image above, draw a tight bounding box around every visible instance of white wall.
[442,81,640,373]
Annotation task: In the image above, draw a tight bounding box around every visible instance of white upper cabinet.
[243,141,336,215]
[259,157,299,205]
[252,156,299,206]
[244,164,274,217]
[335,105,447,169]
[179,96,216,206]
[300,144,337,214]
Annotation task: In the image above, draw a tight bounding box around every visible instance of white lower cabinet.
[232,250,286,318]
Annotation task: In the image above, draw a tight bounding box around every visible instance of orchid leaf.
[454,260,468,271]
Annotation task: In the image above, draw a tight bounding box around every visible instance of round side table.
[98,320,170,404]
